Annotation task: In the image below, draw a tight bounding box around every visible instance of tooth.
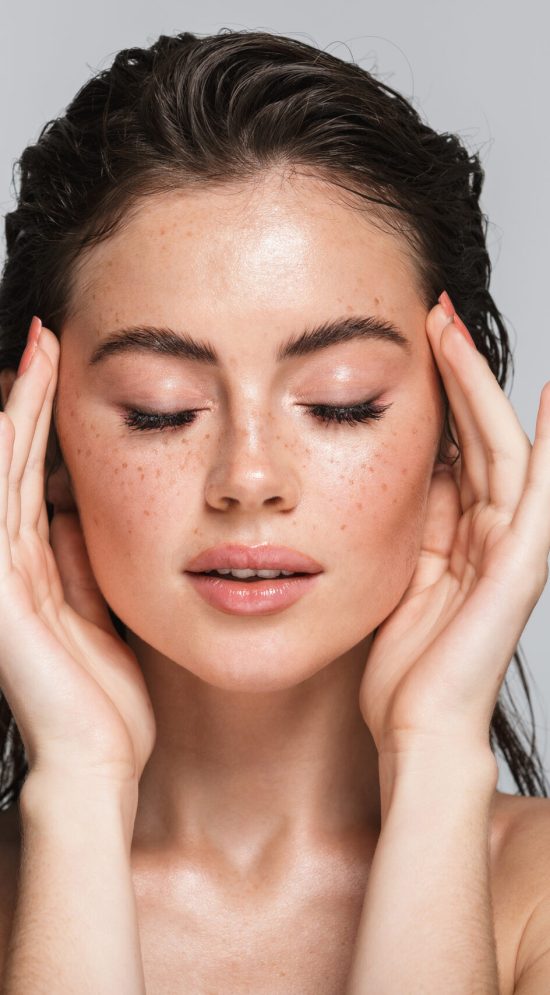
[211,568,297,579]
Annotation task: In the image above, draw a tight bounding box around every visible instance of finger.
[37,499,50,544]
[0,412,15,577]
[4,341,53,539]
[440,318,531,513]
[405,467,462,597]
[426,305,489,507]
[19,326,59,529]
[49,511,118,635]
[510,380,550,574]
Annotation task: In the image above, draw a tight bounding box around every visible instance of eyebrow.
[88,313,411,367]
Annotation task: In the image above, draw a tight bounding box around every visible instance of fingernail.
[438,292,476,349]
[438,290,455,318]
[17,316,42,377]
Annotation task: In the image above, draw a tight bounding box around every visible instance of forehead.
[70,171,423,335]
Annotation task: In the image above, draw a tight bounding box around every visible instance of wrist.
[20,770,139,851]
[378,744,498,821]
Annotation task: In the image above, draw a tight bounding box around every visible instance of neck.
[129,633,381,872]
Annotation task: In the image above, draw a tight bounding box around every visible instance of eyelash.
[121,399,392,433]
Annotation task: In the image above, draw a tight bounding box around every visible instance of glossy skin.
[2,167,550,994]
[4,169,446,869]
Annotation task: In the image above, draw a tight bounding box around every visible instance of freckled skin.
[53,170,444,693]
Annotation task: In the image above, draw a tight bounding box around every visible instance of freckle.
[85,448,91,456]
[122,462,127,468]
[368,467,374,474]
[340,524,347,530]
[114,467,119,474]
[70,409,75,417]
[137,466,143,472]
[144,510,150,517]
[77,448,81,455]
[93,515,98,525]
[205,434,210,440]
[401,467,408,475]
[140,473,145,481]
[381,482,388,491]
[356,502,363,510]
[392,497,397,504]
[155,469,161,478]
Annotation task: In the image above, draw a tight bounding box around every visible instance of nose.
[204,416,301,513]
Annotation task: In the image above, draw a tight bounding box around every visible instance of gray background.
[1,1,548,792]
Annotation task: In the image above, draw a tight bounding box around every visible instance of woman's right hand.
[0,319,157,794]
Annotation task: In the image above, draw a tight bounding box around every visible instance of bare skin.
[0,784,545,993]
[49,170,445,866]
[2,167,503,990]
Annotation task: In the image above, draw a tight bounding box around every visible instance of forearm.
[2,774,145,995]
[346,750,500,995]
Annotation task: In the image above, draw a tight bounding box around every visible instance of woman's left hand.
[359,295,550,767]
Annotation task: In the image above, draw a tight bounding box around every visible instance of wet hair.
[0,28,547,804]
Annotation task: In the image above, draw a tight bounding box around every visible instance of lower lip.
[185,572,321,615]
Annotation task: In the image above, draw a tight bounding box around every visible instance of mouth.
[184,567,321,616]
[185,543,323,576]
[197,569,309,582]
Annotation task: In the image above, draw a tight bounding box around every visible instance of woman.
[0,27,549,993]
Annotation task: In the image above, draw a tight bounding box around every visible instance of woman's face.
[55,171,445,690]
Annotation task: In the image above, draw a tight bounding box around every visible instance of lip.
[185,571,321,616]
[185,544,324,574]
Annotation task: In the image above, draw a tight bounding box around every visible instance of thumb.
[49,511,118,636]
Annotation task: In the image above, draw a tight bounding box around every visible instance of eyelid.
[120,397,393,433]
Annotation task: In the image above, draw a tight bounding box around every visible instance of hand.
[359,298,550,765]
[0,319,156,791]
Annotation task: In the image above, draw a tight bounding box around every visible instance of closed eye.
[121,399,392,433]
[307,399,392,426]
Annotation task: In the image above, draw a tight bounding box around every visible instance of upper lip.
[186,544,324,574]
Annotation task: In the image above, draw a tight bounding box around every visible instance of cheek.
[324,418,436,616]
[56,396,199,576]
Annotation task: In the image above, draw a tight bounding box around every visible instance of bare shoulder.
[491,789,550,991]
[492,788,550,854]
[491,788,550,895]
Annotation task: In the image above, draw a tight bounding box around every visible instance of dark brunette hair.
[0,28,547,804]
